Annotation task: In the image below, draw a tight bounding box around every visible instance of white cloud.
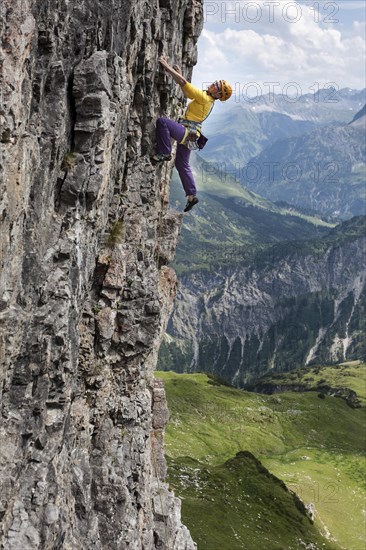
[193,1,366,93]
[353,20,366,36]
[335,1,366,10]
[200,29,228,64]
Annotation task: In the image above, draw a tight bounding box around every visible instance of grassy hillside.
[157,366,366,549]
[170,155,334,274]
[250,360,366,407]
[168,453,338,550]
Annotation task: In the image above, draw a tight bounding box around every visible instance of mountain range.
[201,87,366,167]
[159,216,366,384]
[170,154,334,274]
[160,89,366,383]
[199,89,365,219]
[239,123,365,219]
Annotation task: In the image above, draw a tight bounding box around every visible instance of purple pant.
[156,117,197,196]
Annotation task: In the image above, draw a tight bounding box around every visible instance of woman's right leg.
[156,117,185,154]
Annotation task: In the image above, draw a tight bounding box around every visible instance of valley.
[157,362,366,549]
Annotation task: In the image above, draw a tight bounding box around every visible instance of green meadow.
[157,364,366,549]
[253,361,366,406]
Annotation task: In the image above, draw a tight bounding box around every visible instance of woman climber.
[152,56,232,212]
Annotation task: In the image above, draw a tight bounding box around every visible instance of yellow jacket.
[182,82,214,122]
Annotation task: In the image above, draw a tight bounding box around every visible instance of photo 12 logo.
[201,81,341,103]
[201,161,340,185]
[204,1,340,25]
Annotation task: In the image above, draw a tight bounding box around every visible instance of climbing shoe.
[184,197,199,212]
[151,153,172,163]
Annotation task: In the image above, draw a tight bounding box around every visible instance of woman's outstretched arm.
[158,56,187,88]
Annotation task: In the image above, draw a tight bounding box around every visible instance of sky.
[191,0,366,99]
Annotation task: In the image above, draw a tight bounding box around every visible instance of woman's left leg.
[175,144,197,197]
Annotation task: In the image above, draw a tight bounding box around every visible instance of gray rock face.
[0,0,202,547]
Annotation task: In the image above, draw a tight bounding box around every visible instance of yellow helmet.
[219,80,232,101]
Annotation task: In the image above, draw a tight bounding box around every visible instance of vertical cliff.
[0,0,202,547]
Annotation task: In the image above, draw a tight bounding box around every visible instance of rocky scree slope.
[161,217,366,385]
[0,0,202,548]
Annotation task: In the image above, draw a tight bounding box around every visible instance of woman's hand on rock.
[158,56,170,69]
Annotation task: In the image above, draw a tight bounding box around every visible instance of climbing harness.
[177,90,217,150]
[178,118,208,151]
[178,118,202,150]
